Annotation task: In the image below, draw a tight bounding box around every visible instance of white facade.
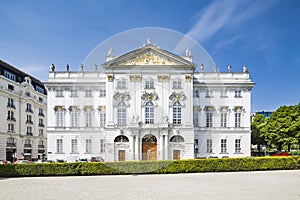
[45,44,254,162]
[0,60,47,162]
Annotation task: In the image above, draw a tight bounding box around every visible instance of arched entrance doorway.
[114,135,129,161]
[142,134,157,160]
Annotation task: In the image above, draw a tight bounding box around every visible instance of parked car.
[271,152,292,156]
[79,158,88,163]
[0,160,11,164]
[15,159,31,164]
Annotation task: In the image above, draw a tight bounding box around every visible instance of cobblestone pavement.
[0,170,299,200]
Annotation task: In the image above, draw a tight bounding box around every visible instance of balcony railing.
[26,109,33,113]
[38,112,45,117]
[38,123,45,127]
[26,120,33,124]
[24,144,32,148]
[26,132,33,136]
[7,104,16,109]
[7,117,16,121]
[6,142,16,147]
[38,145,45,149]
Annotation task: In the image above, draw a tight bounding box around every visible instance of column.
[164,134,169,160]
[135,135,140,160]
[132,135,135,160]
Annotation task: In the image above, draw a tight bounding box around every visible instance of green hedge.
[0,156,299,177]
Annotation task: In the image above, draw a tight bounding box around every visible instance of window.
[38,108,44,117]
[39,129,44,136]
[205,89,213,97]
[38,140,44,148]
[7,98,15,108]
[172,80,182,89]
[207,139,213,153]
[70,90,78,97]
[24,139,31,147]
[38,97,43,103]
[8,84,14,91]
[56,90,64,97]
[235,112,241,127]
[4,70,16,81]
[100,112,106,128]
[36,85,45,94]
[206,112,213,127]
[172,102,181,124]
[7,110,15,121]
[144,79,154,89]
[26,126,32,136]
[221,139,227,153]
[39,119,44,127]
[193,112,199,127]
[117,79,127,89]
[100,139,105,153]
[26,103,33,113]
[221,113,227,128]
[193,90,199,97]
[145,102,154,124]
[86,139,92,153]
[56,112,64,127]
[220,89,227,97]
[71,139,78,153]
[25,92,30,97]
[170,135,184,142]
[235,90,242,97]
[8,124,14,132]
[70,112,78,128]
[56,139,63,153]
[26,115,33,124]
[117,102,126,125]
[99,89,106,97]
[235,139,241,153]
[85,90,92,97]
[85,112,92,127]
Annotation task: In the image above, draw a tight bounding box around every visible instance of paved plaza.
[0,170,299,200]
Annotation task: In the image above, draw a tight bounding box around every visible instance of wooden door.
[173,150,181,160]
[118,150,126,161]
[142,143,157,160]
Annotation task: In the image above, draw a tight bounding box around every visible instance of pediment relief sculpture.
[121,52,177,65]
[141,91,159,102]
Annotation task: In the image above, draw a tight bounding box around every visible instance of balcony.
[24,144,32,148]
[38,145,45,149]
[38,112,45,117]
[38,123,45,127]
[26,120,33,124]
[6,143,16,148]
[26,132,33,136]
[7,117,16,121]
[26,109,33,113]
[7,104,16,109]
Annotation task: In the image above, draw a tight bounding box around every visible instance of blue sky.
[0,0,299,111]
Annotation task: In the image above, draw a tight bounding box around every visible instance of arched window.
[145,101,154,124]
[170,135,184,143]
[117,102,126,125]
[114,135,129,143]
[173,102,181,124]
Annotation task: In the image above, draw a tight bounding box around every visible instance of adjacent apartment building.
[45,42,255,162]
[0,60,47,162]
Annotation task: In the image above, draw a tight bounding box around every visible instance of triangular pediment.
[102,45,196,68]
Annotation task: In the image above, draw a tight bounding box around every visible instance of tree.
[263,104,300,152]
[251,114,267,152]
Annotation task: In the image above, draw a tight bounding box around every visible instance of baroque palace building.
[45,41,255,162]
[0,60,47,162]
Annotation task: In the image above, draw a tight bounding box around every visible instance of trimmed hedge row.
[0,156,299,177]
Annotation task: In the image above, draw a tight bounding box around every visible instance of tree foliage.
[252,103,300,151]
